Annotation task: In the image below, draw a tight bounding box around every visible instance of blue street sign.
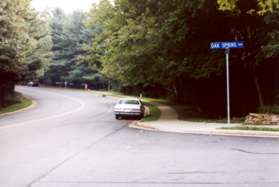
[210,41,244,49]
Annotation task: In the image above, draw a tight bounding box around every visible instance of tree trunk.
[0,87,3,107]
[254,75,264,108]
[172,84,178,98]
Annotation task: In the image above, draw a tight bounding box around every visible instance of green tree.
[85,0,279,115]
[0,0,52,105]
[85,0,227,94]
[44,9,106,89]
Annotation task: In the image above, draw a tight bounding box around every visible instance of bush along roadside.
[0,92,33,115]
[141,103,161,122]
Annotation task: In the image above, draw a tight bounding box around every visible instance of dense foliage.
[82,0,279,116]
[0,0,51,105]
[42,9,107,89]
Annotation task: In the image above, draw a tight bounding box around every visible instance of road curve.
[0,86,131,187]
[0,86,279,187]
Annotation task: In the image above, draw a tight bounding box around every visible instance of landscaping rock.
[144,106,150,117]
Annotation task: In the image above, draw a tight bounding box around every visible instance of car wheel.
[137,114,143,120]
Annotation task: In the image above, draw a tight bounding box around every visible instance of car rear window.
[118,100,140,105]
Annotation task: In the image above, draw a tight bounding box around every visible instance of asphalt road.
[0,86,279,187]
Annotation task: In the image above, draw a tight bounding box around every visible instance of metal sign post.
[225,48,230,125]
[210,41,244,125]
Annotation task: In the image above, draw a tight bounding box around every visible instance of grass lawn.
[90,90,126,98]
[220,126,279,132]
[0,93,32,115]
[90,90,169,104]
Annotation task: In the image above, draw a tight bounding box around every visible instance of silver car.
[114,98,144,119]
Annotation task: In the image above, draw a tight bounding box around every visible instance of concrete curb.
[129,121,279,139]
[0,98,37,117]
[130,122,158,131]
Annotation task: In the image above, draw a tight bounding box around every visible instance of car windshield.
[118,100,140,105]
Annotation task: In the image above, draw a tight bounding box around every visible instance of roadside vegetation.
[0,93,32,115]
[1,0,279,120]
[221,126,279,132]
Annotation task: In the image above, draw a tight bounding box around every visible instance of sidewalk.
[129,105,279,138]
